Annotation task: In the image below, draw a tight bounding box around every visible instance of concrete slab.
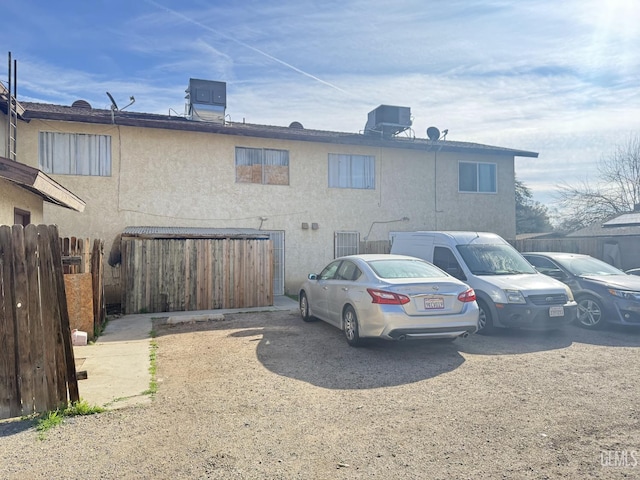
[73,313,154,409]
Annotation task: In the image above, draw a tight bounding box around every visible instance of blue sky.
[3,0,639,209]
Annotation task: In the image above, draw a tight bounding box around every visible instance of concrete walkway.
[73,296,299,409]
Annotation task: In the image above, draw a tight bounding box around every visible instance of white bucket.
[72,329,88,346]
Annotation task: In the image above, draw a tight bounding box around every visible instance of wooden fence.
[511,236,640,270]
[0,225,79,419]
[360,240,391,254]
[122,237,273,314]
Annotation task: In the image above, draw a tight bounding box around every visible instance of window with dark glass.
[459,161,497,193]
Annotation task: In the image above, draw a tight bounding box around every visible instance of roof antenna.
[106,92,136,123]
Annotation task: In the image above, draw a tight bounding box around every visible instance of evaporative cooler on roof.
[186,78,227,123]
[364,105,412,137]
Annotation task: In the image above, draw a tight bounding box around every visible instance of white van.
[390,231,577,332]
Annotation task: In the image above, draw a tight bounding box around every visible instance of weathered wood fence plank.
[122,236,273,314]
[0,226,20,418]
[0,225,80,419]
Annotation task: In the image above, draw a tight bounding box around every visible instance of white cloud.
[1,0,638,208]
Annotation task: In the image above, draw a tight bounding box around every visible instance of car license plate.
[424,296,444,310]
[549,306,564,317]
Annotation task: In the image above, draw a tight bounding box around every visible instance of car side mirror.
[446,267,466,281]
[545,269,566,281]
[308,273,318,280]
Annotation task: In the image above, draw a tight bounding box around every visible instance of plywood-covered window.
[235,147,289,185]
[39,132,112,176]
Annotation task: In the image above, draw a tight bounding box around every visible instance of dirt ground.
[1,309,640,479]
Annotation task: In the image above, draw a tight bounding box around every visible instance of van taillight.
[367,288,411,305]
[457,288,476,303]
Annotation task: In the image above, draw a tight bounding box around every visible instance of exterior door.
[266,230,285,295]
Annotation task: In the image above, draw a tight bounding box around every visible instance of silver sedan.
[299,254,479,346]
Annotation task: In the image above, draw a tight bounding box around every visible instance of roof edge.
[0,156,85,212]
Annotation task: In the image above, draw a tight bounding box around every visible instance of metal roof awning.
[121,226,270,239]
[603,213,640,228]
[0,156,85,212]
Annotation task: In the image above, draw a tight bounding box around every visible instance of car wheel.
[577,295,604,329]
[343,306,362,347]
[299,292,315,322]
[477,300,495,335]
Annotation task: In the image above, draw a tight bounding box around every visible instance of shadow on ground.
[0,419,34,438]
[155,310,640,390]
[229,315,466,389]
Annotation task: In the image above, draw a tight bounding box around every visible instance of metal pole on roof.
[5,51,17,160]
[6,51,10,159]
[12,54,17,160]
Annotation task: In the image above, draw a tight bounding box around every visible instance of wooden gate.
[0,224,79,420]
[121,233,273,314]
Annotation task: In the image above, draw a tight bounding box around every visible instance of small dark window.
[433,247,465,280]
[14,208,31,226]
[319,260,341,280]
[336,261,362,281]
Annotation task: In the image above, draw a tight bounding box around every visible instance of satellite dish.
[106,92,119,111]
[427,126,440,141]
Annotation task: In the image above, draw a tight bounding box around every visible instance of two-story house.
[15,79,537,305]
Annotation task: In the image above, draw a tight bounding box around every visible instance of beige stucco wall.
[19,118,517,299]
[0,178,44,225]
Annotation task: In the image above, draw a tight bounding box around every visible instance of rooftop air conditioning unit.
[364,105,411,137]
[186,79,227,123]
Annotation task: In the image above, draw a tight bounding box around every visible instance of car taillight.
[367,288,411,305]
[457,288,476,303]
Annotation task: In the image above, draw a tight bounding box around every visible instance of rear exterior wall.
[18,119,517,299]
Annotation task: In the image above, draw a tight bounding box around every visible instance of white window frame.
[328,154,375,189]
[458,161,497,193]
[335,231,359,258]
[39,132,112,176]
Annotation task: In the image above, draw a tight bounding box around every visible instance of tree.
[555,135,640,232]
[515,179,553,234]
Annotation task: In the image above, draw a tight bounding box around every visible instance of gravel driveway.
[2,309,639,479]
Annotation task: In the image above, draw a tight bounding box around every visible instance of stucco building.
[7,80,537,304]
[0,83,84,226]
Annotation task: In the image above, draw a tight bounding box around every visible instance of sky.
[2,0,639,210]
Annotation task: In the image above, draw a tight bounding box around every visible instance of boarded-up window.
[236,147,289,185]
[39,132,112,176]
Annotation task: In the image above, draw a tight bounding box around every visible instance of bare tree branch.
[554,134,640,232]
